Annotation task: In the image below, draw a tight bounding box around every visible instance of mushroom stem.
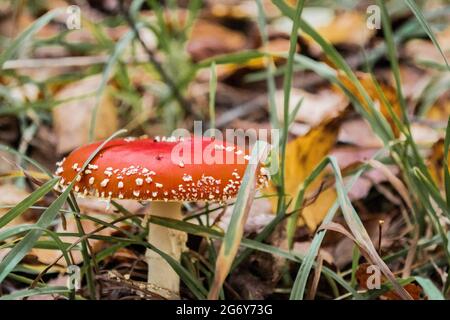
[146,201,186,298]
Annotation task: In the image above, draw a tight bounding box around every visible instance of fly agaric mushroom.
[55,136,269,298]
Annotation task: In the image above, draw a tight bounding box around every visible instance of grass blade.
[0,130,126,285]
[208,61,217,132]
[256,0,279,130]
[290,161,365,300]
[0,177,59,228]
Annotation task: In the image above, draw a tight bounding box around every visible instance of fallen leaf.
[426,93,450,122]
[410,122,441,146]
[0,150,16,174]
[404,26,450,66]
[209,0,281,20]
[31,198,140,266]
[276,87,348,128]
[27,274,70,300]
[381,66,431,101]
[356,262,426,300]
[187,19,248,62]
[427,139,445,186]
[0,184,30,226]
[0,184,32,264]
[210,193,274,235]
[331,146,399,201]
[293,241,333,265]
[264,117,342,230]
[337,72,403,137]
[306,11,375,48]
[338,118,383,148]
[330,214,393,268]
[52,74,119,154]
[215,37,295,80]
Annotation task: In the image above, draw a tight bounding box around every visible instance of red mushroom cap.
[55,136,269,202]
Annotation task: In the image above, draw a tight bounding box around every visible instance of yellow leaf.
[265,117,341,230]
[426,100,450,121]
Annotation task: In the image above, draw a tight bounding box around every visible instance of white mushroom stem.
[146,201,187,299]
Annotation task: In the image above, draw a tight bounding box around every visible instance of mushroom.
[55,136,269,298]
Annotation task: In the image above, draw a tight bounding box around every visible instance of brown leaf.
[264,116,342,230]
[356,263,426,300]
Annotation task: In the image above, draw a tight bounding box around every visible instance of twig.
[119,1,196,117]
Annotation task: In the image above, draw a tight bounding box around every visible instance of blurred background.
[0,0,450,300]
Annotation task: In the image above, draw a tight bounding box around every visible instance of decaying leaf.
[381,66,431,101]
[0,184,30,226]
[215,37,294,80]
[293,241,333,264]
[265,116,342,230]
[0,151,16,174]
[337,72,403,137]
[331,146,400,201]
[30,198,140,266]
[187,19,249,62]
[404,25,450,65]
[410,122,441,146]
[427,139,446,186]
[52,74,119,154]
[276,87,348,128]
[0,184,32,263]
